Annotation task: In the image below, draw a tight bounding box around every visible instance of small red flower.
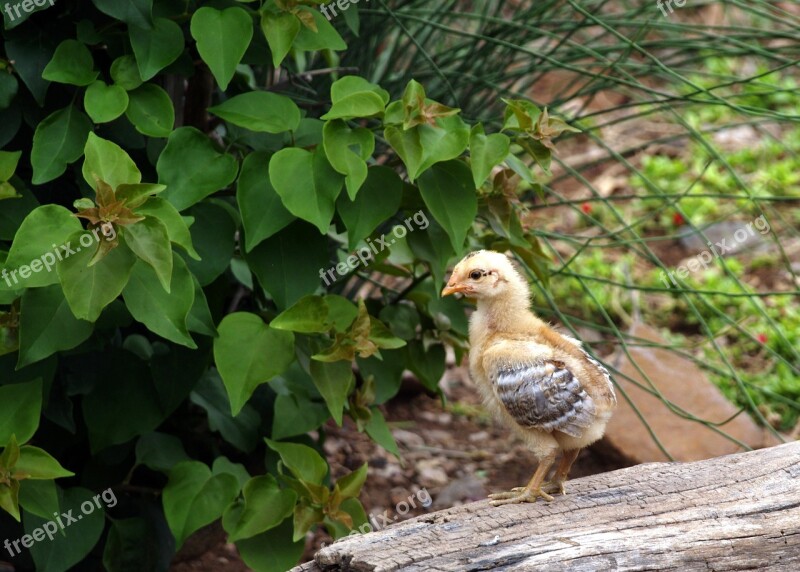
[673,212,685,226]
[581,202,592,214]
[757,333,768,344]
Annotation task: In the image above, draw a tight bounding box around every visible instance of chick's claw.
[542,480,567,495]
[488,487,554,506]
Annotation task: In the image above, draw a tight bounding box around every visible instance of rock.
[468,431,490,443]
[433,474,486,508]
[676,221,771,257]
[392,429,425,449]
[601,322,779,463]
[416,459,449,487]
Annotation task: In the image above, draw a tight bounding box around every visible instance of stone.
[601,322,779,463]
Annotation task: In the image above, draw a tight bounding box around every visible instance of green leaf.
[309,360,354,426]
[92,0,153,29]
[337,166,403,250]
[272,393,329,440]
[292,7,346,51]
[0,477,20,521]
[323,120,375,199]
[209,92,301,133]
[187,276,217,337]
[182,201,236,285]
[0,379,42,445]
[122,217,174,292]
[158,127,239,211]
[4,32,54,105]
[322,76,389,120]
[135,432,189,472]
[82,132,142,190]
[364,408,399,456]
[18,479,59,521]
[134,197,200,260]
[116,183,166,209]
[245,221,329,309]
[41,39,98,86]
[0,150,21,181]
[31,106,93,184]
[469,124,510,188]
[223,475,297,542]
[18,285,94,368]
[269,147,343,234]
[190,370,261,452]
[130,17,184,81]
[418,160,477,251]
[4,205,83,289]
[271,295,330,333]
[214,313,295,416]
[26,487,105,572]
[82,350,180,452]
[325,295,359,331]
[163,461,240,548]
[125,83,175,138]
[335,463,367,499]
[15,446,74,479]
[407,217,454,288]
[122,257,195,347]
[237,151,294,252]
[357,350,405,404]
[110,55,143,91]
[407,340,446,392]
[385,114,470,181]
[260,11,300,68]
[84,81,129,123]
[190,7,253,90]
[236,518,304,572]
[58,238,137,322]
[103,517,170,572]
[265,439,327,485]
[518,137,552,175]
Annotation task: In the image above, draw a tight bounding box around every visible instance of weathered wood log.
[292,441,800,571]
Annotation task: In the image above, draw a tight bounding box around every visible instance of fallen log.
[292,441,800,571]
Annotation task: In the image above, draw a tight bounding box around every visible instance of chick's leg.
[488,452,557,506]
[542,448,580,495]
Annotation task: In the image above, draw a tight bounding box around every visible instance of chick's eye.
[469,270,482,280]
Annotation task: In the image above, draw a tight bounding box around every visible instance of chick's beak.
[441,282,465,296]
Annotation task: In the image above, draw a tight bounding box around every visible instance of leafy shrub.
[0,1,560,569]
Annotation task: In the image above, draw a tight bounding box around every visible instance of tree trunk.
[292,441,800,571]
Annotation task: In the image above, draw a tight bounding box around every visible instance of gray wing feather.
[493,361,596,437]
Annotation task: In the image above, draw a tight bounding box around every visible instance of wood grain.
[292,442,800,571]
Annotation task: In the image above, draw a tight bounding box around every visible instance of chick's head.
[442,250,527,301]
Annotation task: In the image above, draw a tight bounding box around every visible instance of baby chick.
[442,250,616,506]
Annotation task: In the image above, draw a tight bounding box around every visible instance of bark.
[292,441,800,571]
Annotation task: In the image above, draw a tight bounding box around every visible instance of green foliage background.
[0,1,556,570]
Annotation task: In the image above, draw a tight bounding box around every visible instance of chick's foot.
[488,487,554,506]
